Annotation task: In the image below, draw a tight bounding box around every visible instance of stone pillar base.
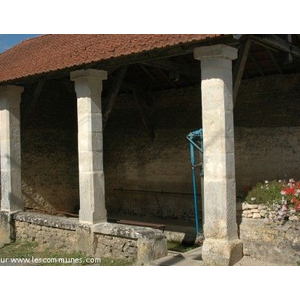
[0,212,15,248]
[137,237,168,265]
[76,224,95,256]
[202,238,243,266]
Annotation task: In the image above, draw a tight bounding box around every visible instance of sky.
[0,34,41,53]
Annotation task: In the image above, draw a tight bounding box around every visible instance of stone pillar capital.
[71,69,107,98]
[0,85,24,108]
[70,69,108,81]
[0,85,24,95]
[194,44,238,61]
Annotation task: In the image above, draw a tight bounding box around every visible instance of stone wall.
[20,80,79,214]
[240,219,300,265]
[2,74,300,220]
[15,220,77,252]
[94,234,137,260]
[10,212,166,263]
[105,74,300,219]
[237,202,268,219]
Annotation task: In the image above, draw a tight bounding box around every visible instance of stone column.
[0,85,23,247]
[71,69,107,224]
[194,44,243,265]
[0,85,24,213]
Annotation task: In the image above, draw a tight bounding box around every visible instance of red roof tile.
[0,34,222,84]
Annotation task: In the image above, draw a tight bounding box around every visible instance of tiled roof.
[0,34,222,84]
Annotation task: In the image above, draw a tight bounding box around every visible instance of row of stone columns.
[0,44,242,265]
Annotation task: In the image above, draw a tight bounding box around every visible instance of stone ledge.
[91,222,166,240]
[239,218,300,265]
[12,212,78,231]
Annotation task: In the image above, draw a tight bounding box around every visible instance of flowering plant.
[244,179,300,222]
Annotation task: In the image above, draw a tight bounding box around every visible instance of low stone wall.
[6,212,167,264]
[92,223,167,264]
[237,202,300,221]
[15,221,77,252]
[240,218,300,265]
[94,234,137,260]
[237,202,268,219]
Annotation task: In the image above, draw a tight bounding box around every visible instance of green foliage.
[245,180,283,205]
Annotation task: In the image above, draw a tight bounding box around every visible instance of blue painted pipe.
[190,142,200,236]
[187,129,203,237]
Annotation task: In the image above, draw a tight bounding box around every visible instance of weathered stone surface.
[0,85,24,213]
[94,234,137,261]
[92,222,167,264]
[137,237,168,265]
[15,220,77,252]
[13,211,78,230]
[92,222,166,240]
[11,212,167,263]
[260,210,267,217]
[202,238,243,266]
[247,204,258,209]
[253,213,261,219]
[0,212,14,248]
[194,44,242,265]
[71,69,107,224]
[76,224,94,255]
[240,219,300,265]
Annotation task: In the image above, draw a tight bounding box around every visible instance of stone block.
[137,236,168,265]
[0,212,14,248]
[253,213,261,219]
[202,238,243,266]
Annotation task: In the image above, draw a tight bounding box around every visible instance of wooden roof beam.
[266,49,283,74]
[252,34,300,59]
[103,66,127,128]
[142,59,200,78]
[233,38,252,106]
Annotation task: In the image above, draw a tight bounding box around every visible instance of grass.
[167,241,199,253]
[0,241,133,266]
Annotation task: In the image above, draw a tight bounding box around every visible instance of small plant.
[245,179,300,222]
[245,180,282,205]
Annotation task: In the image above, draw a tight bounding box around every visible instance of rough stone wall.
[105,74,300,219]
[20,80,79,214]
[2,74,300,220]
[12,212,166,262]
[235,127,300,192]
[15,220,138,260]
[15,220,77,252]
[104,86,202,220]
[240,219,300,265]
[94,234,137,260]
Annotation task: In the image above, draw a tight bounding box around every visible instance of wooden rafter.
[249,52,264,76]
[142,59,200,78]
[266,49,283,74]
[284,34,293,64]
[252,34,300,60]
[140,64,159,86]
[233,38,252,105]
[103,66,127,127]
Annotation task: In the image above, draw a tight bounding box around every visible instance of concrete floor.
[150,247,279,266]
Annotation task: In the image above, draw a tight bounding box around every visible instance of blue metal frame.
[186,129,203,236]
